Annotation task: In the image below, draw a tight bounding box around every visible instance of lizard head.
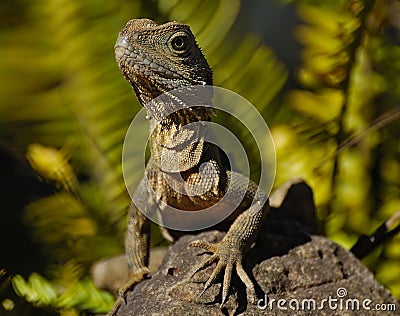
[115,19,213,106]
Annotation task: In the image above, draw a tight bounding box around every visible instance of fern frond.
[12,270,113,313]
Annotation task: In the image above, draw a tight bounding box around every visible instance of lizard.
[109,18,270,314]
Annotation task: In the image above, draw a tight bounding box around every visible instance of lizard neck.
[148,106,212,170]
[142,85,215,152]
[144,84,214,172]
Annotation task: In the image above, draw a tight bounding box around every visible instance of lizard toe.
[220,258,233,306]
[189,240,218,252]
[236,260,257,304]
[190,253,218,278]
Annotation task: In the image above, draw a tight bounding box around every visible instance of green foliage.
[276,0,400,297]
[12,270,113,314]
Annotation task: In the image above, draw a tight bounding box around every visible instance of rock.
[115,221,399,315]
[92,247,168,296]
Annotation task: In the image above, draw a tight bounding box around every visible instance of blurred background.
[1,0,399,315]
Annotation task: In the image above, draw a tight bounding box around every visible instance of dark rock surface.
[116,221,399,315]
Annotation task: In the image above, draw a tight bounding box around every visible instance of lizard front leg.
[107,201,151,315]
[189,171,269,306]
[123,202,151,293]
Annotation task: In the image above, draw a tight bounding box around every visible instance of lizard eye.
[170,32,190,53]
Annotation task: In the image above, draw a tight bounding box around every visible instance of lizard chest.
[144,163,251,239]
[147,165,225,211]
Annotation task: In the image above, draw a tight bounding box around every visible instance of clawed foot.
[188,239,256,307]
[106,268,150,316]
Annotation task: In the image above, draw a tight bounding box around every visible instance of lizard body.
[110,18,269,314]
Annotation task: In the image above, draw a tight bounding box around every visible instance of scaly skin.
[109,18,269,315]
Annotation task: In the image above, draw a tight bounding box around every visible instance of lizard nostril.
[114,37,129,61]
[114,46,124,61]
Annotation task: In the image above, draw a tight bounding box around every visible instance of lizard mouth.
[118,49,179,80]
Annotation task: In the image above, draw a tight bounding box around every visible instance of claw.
[199,284,209,297]
[118,289,127,305]
[108,268,149,315]
[190,254,218,278]
[220,295,227,308]
[122,294,127,305]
